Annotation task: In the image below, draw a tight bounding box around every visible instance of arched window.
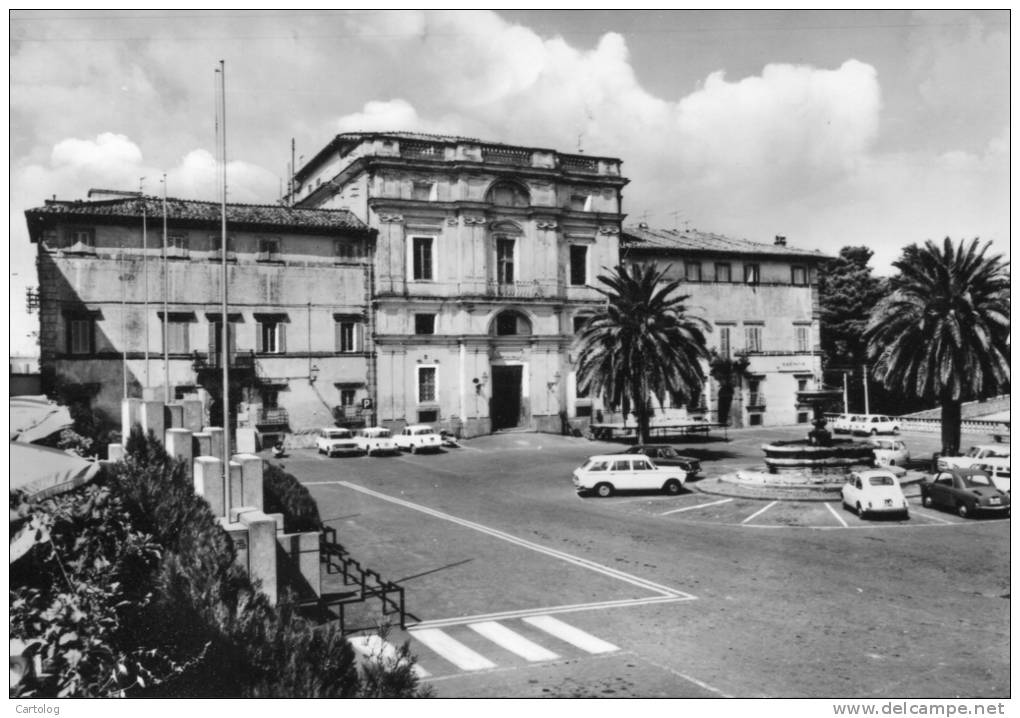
[491,310,532,336]
[486,181,530,208]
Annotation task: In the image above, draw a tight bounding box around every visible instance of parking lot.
[271,425,1010,698]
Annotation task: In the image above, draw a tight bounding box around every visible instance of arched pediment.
[485,180,530,208]
[489,309,533,337]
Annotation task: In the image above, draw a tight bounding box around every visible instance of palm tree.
[574,263,710,443]
[864,238,1010,456]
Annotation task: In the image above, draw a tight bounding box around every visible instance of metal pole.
[121,244,127,400]
[862,364,870,415]
[843,371,849,414]
[141,182,150,390]
[162,174,170,403]
[218,60,231,514]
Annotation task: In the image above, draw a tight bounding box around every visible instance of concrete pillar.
[278,531,321,598]
[193,456,226,518]
[193,431,212,458]
[206,427,224,461]
[240,510,278,605]
[107,443,125,462]
[236,426,258,454]
[218,518,249,571]
[228,460,243,513]
[233,453,264,512]
[182,399,204,433]
[165,429,193,478]
[140,400,165,442]
[121,398,143,439]
[166,403,185,429]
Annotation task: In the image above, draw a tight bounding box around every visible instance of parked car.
[572,454,687,498]
[977,462,1011,494]
[868,438,910,468]
[394,424,443,454]
[617,445,702,479]
[831,414,856,434]
[355,426,399,456]
[920,467,1010,518]
[315,427,362,457]
[936,444,1010,471]
[850,414,900,435]
[840,469,910,519]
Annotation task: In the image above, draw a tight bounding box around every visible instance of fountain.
[720,386,874,496]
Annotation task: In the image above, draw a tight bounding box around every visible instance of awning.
[10,396,73,443]
[10,441,101,501]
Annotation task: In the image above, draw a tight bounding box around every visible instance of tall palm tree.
[864,238,1010,456]
[574,263,710,444]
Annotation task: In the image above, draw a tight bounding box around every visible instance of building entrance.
[490,365,523,430]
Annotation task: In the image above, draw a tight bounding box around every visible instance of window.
[336,320,358,353]
[412,181,436,201]
[256,317,286,354]
[414,313,436,335]
[258,237,281,261]
[791,265,807,285]
[493,311,531,336]
[744,264,760,284]
[572,316,588,334]
[569,245,588,286]
[745,326,762,352]
[611,460,630,472]
[162,314,191,353]
[569,194,592,211]
[418,409,439,423]
[411,236,434,280]
[334,240,361,262]
[749,414,763,426]
[796,326,809,353]
[417,366,437,403]
[685,262,702,282]
[633,459,653,471]
[65,227,96,250]
[167,232,189,256]
[797,378,808,392]
[66,316,95,355]
[339,389,356,408]
[797,412,810,424]
[719,326,731,358]
[487,182,529,207]
[715,263,731,282]
[496,237,515,284]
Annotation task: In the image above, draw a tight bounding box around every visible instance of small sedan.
[868,438,910,468]
[921,467,1011,518]
[355,426,399,456]
[831,414,855,434]
[315,427,362,457]
[573,454,687,498]
[851,414,900,436]
[841,469,910,519]
[618,445,702,479]
[394,424,443,454]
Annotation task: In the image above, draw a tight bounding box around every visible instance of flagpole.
[218,59,231,513]
[162,174,170,404]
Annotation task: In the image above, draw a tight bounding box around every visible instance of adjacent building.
[290,132,628,436]
[25,191,376,436]
[621,225,829,427]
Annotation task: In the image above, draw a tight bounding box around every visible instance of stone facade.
[292,132,628,437]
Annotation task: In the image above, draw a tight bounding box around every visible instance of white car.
[831,414,856,434]
[850,414,900,435]
[394,424,443,454]
[840,469,909,519]
[937,444,1010,471]
[355,426,399,456]
[315,427,362,457]
[868,438,910,468]
[572,454,687,498]
[977,463,1011,494]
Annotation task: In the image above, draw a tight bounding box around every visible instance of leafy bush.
[262,463,322,533]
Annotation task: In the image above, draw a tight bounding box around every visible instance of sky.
[8,9,1011,356]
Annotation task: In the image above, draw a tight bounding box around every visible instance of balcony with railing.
[486,279,553,299]
[257,407,289,428]
[746,393,767,409]
[483,146,533,166]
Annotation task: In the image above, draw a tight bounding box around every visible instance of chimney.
[774,235,787,246]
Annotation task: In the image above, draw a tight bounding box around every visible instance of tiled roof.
[25,195,370,233]
[621,225,829,260]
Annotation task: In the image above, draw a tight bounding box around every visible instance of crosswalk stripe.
[468,621,560,662]
[523,615,619,654]
[410,628,497,671]
[347,635,430,678]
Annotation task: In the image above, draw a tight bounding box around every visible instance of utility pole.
[862,364,870,415]
[141,177,150,391]
[161,173,169,403]
[842,371,849,414]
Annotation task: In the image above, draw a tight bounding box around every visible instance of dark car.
[618,445,701,479]
[920,467,1010,519]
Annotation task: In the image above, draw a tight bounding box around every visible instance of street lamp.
[309,364,320,384]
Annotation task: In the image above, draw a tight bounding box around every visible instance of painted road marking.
[741,501,778,524]
[824,501,849,528]
[660,498,733,516]
[468,621,560,662]
[348,635,430,678]
[912,507,956,524]
[410,628,497,671]
[333,481,692,598]
[524,615,619,654]
[412,595,684,630]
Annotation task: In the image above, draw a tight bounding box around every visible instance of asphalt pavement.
[269,425,1010,698]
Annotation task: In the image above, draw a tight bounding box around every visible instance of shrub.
[262,463,322,533]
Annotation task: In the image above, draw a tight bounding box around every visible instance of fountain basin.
[762,439,873,475]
